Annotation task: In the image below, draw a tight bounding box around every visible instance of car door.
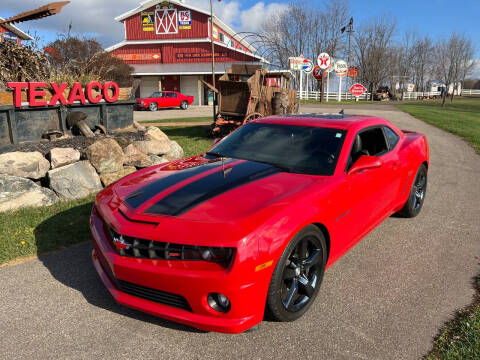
[156,91,169,108]
[341,127,401,244]
[165,92,178,107]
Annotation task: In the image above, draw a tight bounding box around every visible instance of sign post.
[325,59,335,102]
[334,60,348,102]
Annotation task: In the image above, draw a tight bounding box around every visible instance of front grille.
[108,227,232,262]
[118,280,192,312]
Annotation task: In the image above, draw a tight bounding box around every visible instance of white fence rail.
[298,91,442,101]
[461,89,480,95]
[298,91,371,101]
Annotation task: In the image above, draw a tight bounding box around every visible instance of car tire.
[266,225,327,322]
[396,164,427,218]
[180,101,188,110]
[149,103,158,111]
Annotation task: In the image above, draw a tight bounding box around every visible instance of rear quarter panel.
[394,131,429,209]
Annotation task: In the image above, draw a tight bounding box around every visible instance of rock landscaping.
[0,126,184,212]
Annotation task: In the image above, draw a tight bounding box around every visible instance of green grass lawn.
[0,126,213,265]
[0,195,94,265]
[397,98,480,154]
[426,277,480,359]
[139,117,212,124]
[160,125,213,157]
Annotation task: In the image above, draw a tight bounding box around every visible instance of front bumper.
[90,206,266,333]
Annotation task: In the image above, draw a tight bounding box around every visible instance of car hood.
[111,156,322,222]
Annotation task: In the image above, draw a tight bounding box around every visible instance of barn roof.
[0,17,33,40]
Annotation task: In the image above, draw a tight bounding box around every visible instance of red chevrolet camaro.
[90,114,429,333]
[135,91,194,111]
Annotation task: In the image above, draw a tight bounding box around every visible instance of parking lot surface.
[1,104,479,359]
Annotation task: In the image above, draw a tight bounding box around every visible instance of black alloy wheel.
[266,225,327,322]
[396,164,428,218]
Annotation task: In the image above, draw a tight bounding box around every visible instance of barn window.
[155,8,178,34]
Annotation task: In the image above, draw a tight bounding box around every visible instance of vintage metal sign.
[289,56,305,71]
[141,12,155,31]
[176,52,227,59]
[1,32,18,42]
[312,66,323,80]
[6,82,119,107]
[113,53,161,61]
[334,60,348,77]
[178,10,191,30]
[349,83,367,97]
[302,59,314,73]
[348,66,358,78]
[317,53,331,70]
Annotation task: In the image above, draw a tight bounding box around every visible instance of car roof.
[253,114,389,130]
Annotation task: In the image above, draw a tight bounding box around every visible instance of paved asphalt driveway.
[1,104,479,359]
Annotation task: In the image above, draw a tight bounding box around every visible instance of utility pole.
[210,0,216,121]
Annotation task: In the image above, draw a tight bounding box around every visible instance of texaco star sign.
[317,53,331,70]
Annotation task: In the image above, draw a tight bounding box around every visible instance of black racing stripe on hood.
[145,161,279,216]
[124,160,231,209]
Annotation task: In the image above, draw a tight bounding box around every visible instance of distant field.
[397,98,480,154]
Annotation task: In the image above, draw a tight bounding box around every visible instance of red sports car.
[90,114,429,333]
[135,91,194,111]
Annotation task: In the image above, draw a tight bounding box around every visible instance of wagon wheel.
[243,112,263,124]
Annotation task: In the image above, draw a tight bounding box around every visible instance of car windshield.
[150,92,163,98]
[207,123,347,175]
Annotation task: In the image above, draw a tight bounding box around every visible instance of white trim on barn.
[113,0,256,53]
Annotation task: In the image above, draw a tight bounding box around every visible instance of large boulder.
[132,140,171,156]
[49,147,80,169]
[0,151,50,179]
[85,138,124,174]
[165,140,184,160]
[100,166,137,187]
[149,155,170,166]
[123,144,153,168]
[145,127,169,142]
[48,161,103,200]
[0,175,57,212]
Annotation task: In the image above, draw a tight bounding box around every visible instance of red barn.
[107,0,263,105]
[0,17,33,46]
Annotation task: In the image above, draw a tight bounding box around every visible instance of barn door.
[155,9,178,34]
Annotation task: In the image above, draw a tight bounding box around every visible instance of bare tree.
[432,33,475,106]
[353,17,396,100]
[411,36,433,92]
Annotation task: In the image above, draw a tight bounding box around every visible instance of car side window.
[166,93,177,98]
[346,127,388,171]
[151,92,160,98]
[383,126,400,149]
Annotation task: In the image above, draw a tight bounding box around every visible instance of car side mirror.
[347,155,383,175]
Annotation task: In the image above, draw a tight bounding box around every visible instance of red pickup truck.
[136,91,194,111]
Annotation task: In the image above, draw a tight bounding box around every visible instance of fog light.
[207,293,231,313]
